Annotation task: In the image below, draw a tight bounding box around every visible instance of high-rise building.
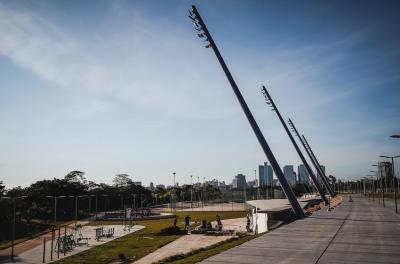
[316,165,326,185]
[259,162,273,186]
[298,164,310,185]
[156,184,165,189]
[283,165,296,187]
[232,174,247,189]
[378,162,392,179]
[316,165,326,177]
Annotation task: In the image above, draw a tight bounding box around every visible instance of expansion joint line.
[315,201,353,264]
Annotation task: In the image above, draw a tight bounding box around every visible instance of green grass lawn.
[53,211,247,264]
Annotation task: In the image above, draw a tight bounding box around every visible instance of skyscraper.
[283,165,296,187]
[378,162,392,180]
[316,165,326,186]
[232,174,247,189]
[259,162,273,186]
[298,164,310,185]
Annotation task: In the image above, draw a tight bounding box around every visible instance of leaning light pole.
[261,86,328,205]
[301,134,336,196]
[188,5,304,218]
[287,119,335,197]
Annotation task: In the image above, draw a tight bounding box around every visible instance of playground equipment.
[94,226,114,241]
[54,233,76,253]
[52,225,91,255]
[76,227,90,245]
[123,224,135,232]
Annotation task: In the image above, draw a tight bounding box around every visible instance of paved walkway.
[134,235,229,264]
[134,217,248,264]
[201,196,400,264]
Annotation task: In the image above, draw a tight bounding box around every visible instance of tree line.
[0,172,152,242]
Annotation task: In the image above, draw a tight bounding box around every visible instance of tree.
[113,174,131,187]
[0,181,5,197]
[65,171,87,185]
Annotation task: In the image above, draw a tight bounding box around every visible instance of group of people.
[182,214,223,231]
[174,212,254,234]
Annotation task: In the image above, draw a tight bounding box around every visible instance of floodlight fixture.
[390,135,400,138]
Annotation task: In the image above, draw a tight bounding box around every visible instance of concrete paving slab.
[201,196,400,264]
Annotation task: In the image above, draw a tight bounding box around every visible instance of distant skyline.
[0,0,399,188]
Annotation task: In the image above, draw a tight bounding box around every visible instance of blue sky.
[0,0,399,188]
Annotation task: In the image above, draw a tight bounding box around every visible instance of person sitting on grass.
[216,215,222,230]
[184,215,191,231]
[206,221,212,230]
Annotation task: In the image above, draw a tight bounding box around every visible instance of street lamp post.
[68,195,88,225]
[370,170,378,202]
[379,155,400,214]
[372,164,384,207]
[101,194,109,213]
[45,196,66,226]
[366,175,375,201]
[89,195,97,221]
[172,172,176,211]
[190,178,194,206]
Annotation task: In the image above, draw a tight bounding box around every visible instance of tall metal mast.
[188,5,304,218]
[261,86,328,205]
[288,118,335,197]
[302,135,336,196]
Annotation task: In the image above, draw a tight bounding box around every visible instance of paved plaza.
[201,196,400,264]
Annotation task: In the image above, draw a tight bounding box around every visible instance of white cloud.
[0,2,236,120]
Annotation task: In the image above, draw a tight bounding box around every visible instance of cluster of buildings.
[231,162,326,190]
[145,162,328,191]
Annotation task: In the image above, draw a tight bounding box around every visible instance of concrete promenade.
[201,196,400,264]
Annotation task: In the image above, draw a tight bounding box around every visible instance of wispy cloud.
[0,2,235,120]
